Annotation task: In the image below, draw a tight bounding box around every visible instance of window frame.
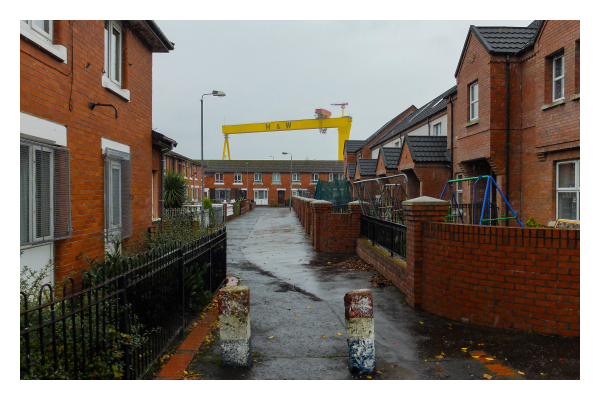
[254,173,262,183]
[311,173,319,182]
[234,173,243,184]
[469,82,479,121]
[292,173,300,183]
[104,20,123,87]
[556,160,580,221]
[455,173,463,206]
[22,144,55,244]
[22,20,53,43]
[432,122,442,136]
[272,172,281,183]
[553,54,565,102]
[215,173,224,184]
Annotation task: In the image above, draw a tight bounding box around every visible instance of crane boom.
[222,116,352,160]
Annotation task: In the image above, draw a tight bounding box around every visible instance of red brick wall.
[21,20,157,282]
[421,222,579,336]
[205,171,330,205]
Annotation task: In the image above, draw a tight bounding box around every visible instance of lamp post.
[246,162,249,200]
[282,152,292,210]
[201,90,226,209]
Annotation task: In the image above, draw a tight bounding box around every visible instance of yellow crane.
[221,115,352,161]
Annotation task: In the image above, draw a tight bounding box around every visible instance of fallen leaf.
[436,368,441,371]
[559,358,564,361]
[338,332,342,336]
[328,262,331,264]
[269,336,274,339]
[461,348,468,351]
[253,378,257,380]
[483,374,492,380]
[518,371,524,375]
[540,373,546,376]
[394,342,398,345]
[296,314,301,317]
[435,355,443,359]
[419,321,423,324]
[184,371,188,375]
[367,376,372,379]
[441,352,445,355]
[486,358,494,360]
[478,343,484,346]
[424,360,428,362]
[307,306,311,309]
[322,335,326,338]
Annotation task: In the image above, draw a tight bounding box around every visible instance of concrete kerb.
[344,289,375,374]
[218,286,252,367]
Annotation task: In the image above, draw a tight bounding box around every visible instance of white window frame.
[215,173,224,184]
[22,20,53,42]
[254,173,262,183]
[22,144,55,244]
[272,172,281,183]
[432,122,442,136]
[553,54,565,102]
[455,173,463,206]
[104,20,123,87]
[469,82,479,121]
[20,20,67,63]
[311,173,319,182]
[292,173,300,183]
[556,160,580,221]
[234,173,243,184]
[108,160,122,231]
[338,173,343,180]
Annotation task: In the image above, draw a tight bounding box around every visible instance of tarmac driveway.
[189,207,579,380]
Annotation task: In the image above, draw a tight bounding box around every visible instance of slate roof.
[344,140,367,153]
[201,160,343,173]
[370,86,457,149]
[359,105,416,149]
[167,150,197,163]
[356,159,378,177]
[380,147,402,170]
[403,136,450,163]
[347,163,356,179]
[455,21,543,77]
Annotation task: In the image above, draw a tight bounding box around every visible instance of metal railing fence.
[20,226,227,380]
[360,215,407,259]
[353,174,409,222]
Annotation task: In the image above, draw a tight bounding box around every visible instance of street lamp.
[246,162,249,200]
[282,152,292,210]
[201,90,226,209]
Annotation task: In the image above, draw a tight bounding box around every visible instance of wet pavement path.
[189,208,579,380]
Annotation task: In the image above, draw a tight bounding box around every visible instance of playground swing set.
[439,175,524,227]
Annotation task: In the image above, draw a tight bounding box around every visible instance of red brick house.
[20,20,174,284]
[164,150,203,204]
[452,20,580,225]
[202,160,343,205]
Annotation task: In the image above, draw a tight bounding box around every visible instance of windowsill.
[254,182,263,185]
[310,182,318,185]
[570,93,580,101]
[272,182,281,185]
[292,182,302,185]
[233,183,244,185]
[102,76,131,102]
[541,98,566,110]
[20,25,67,64]
[214,182,225,185]
[20,241,53,250]
[465,119,479,127]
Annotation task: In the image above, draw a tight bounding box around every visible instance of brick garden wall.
[420,222,580,336]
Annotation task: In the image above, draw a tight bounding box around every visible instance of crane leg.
[337,124,351,161]
[222,136,231,160]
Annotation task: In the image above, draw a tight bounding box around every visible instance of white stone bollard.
[345,289,375,373]
[218,286,251,367]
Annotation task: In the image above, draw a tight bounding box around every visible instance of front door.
[278,190,285,206]
[254,189,268,205]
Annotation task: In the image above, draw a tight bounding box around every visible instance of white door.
[254,189,268,205]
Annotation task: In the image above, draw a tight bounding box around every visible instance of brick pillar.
[402,196,449,309]
[311,200,332,252]
[349,200,362,242]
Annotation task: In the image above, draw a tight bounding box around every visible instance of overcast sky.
[152,20,531,161]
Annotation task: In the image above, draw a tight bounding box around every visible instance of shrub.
[164,169,189,209]
[525,216,542,228]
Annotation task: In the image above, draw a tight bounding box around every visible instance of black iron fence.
[20,226,227,380]
[360,215,407,259]
[446,203,500,226]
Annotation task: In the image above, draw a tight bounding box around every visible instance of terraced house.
[20,20,174,284]
[202,160,344,205]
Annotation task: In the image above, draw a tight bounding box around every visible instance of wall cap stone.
[312,200,332,205]
[402,196,449,206]
[348,200,361,206]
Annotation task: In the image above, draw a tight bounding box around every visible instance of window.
[394,141,399,147]
[455,173,463,206]
[338,173,343,180]
[22,20,53,42]
[272,173,281,183]
[104,21,123,87]
[556,160,579,221]
[553,54,565,101]
[329,173,342,181]
[215,173,223,183]
[469,82,478,121]
[234,173,243,184]
[311,173,319,182]
[254,173,262,183]
[216,189,230,201]
[432,123,442,136]
[104,148,131,237]
[20,139,71,246]
[292,173,300,183]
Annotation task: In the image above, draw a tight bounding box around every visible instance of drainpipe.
[427,117,431,136]
[448,96,454,179]
[505,54,510,226]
